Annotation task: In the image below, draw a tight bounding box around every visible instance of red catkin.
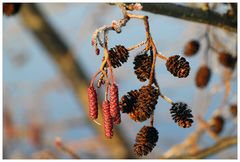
[110,83,121,125]
[102,100,113,138]
[88,86,98,120]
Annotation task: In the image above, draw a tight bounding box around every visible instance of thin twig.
[55,137,81,159]
[197,116,219,141]
[171,136,237,159]
[127,41,147,51]
[157,53,168,61]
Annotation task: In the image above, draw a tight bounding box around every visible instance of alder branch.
[161,136,237,159]
[20,3,134,158]
[140,3,237,33]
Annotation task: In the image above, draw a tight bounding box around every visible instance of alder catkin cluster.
[88,3,194,157]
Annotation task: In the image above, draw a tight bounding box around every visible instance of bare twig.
[173,136,237,159]
[197,116,219,140]
[141,3,236,32]
[55,137,81,159]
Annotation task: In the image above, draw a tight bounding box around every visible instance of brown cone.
[133,53,152,82]
[210,115,225,135]
[120,90,139,114]
[133,126,159,157]
[184,40,200,56]
[170,102,194,128]
[195,65,211,88]
[129,86,160,122]
[108,45,129,68]
[166,55,190,78]
[218,52,237,69]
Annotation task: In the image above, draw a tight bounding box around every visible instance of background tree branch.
[161,136,237,159]
[141,3,237,33]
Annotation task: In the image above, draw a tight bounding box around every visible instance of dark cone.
[184,40,200,56]
[133,126,159,157]
[108,45,129,68]
[133,53,152,82]
[166,55,190,78]
[3,3,22,16]
[210,115,225,135]
[229,104,237,117]
[130,86,160,122]
[195,65,211,88]
[218,52,237,69]
[170,102,194,128]
[120,90,139,114]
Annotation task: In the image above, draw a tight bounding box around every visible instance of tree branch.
[162,136,237,159]
[141,3,237,33]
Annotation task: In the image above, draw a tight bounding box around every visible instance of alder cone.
[184,40,200,56]
[209,115,225,135]
[195,65,211,88]
[218,52,237,69]
[133,126,159,157]
[133,53,152,82]
[129,86,160,122]
[170,102,194,128]
[108,45,129,68]
[120,90,139,114]
[166,55,190,78]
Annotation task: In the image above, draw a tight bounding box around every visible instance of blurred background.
[3,3,237,159]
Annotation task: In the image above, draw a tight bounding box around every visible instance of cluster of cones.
[183,40,237,89]
[89,43,194,157]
